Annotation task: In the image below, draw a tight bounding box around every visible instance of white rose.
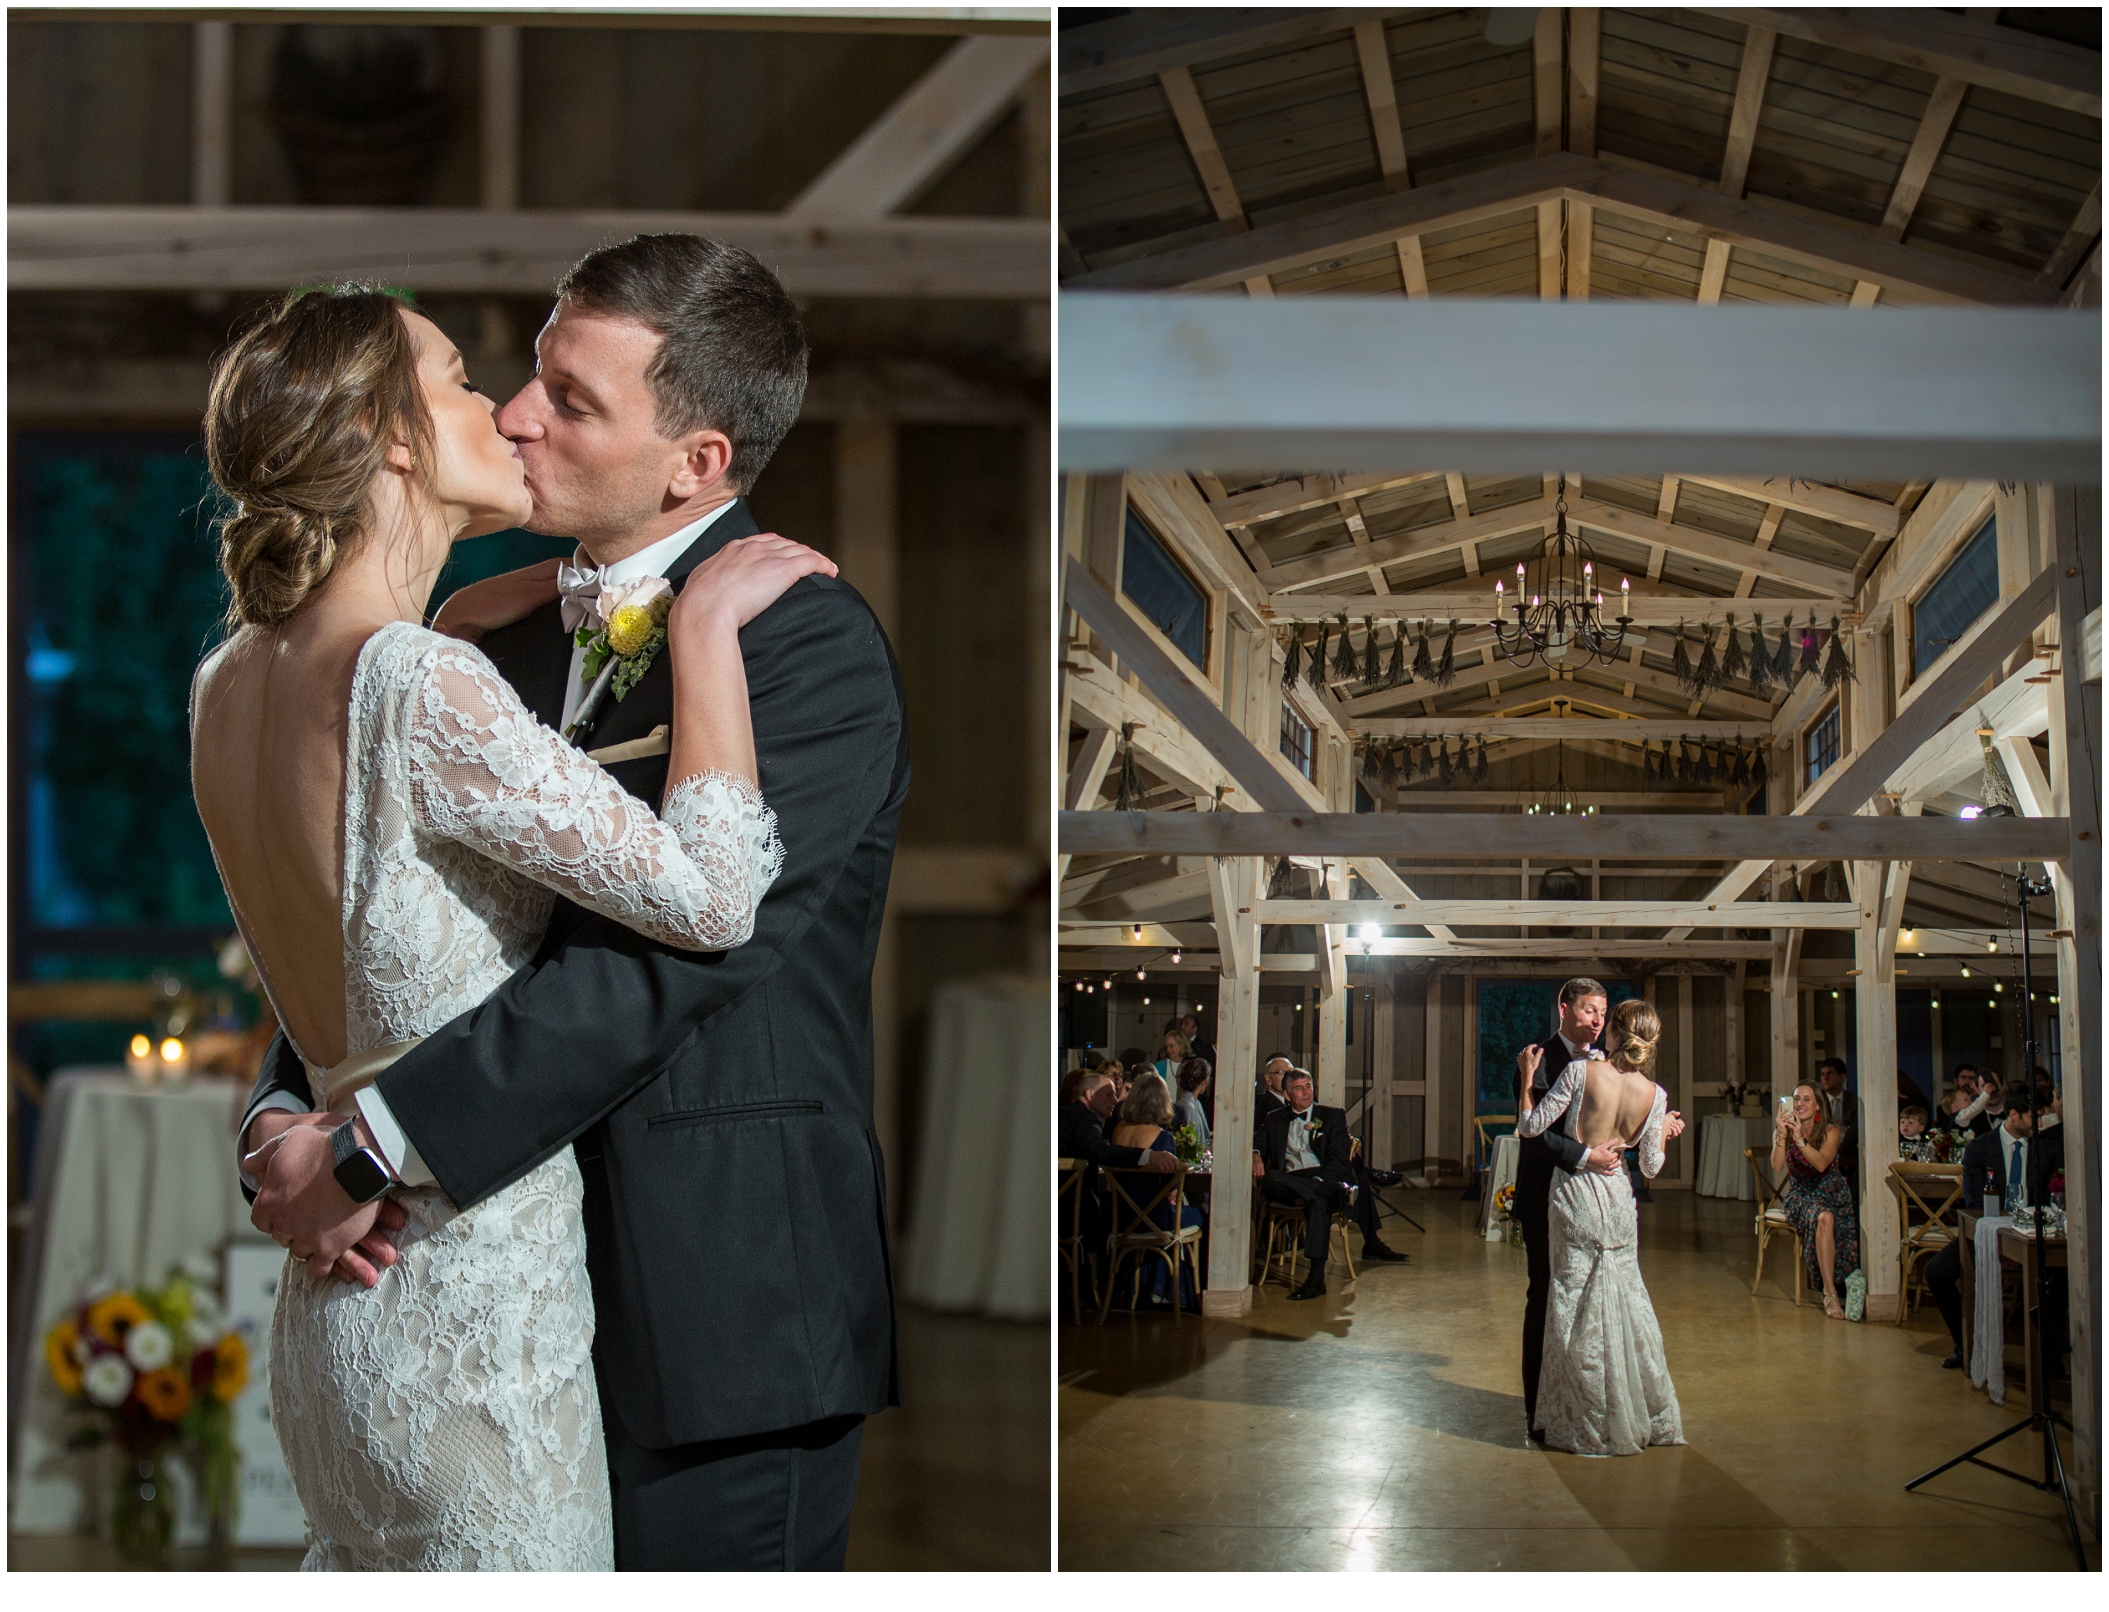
[180,1253,219,1285]
[187,1318,220,1351]
[124,1321,174,1372]
[83,1354,134,1408]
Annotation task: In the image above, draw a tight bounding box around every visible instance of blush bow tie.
[557,562,606,633]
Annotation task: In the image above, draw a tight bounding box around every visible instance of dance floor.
[1060,1186,2092,1571]
[8,1301,1048,1572]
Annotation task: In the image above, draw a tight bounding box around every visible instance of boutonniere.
[565,576,674,740]
[1306,1115,1324,1137]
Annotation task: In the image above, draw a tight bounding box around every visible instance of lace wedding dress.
[206,620,783,1570]
[1517,1059,1685,1458]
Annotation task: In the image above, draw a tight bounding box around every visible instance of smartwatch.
[330,1119,394,1205]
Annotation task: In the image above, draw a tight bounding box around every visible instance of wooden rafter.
[1568,8,1601,159]
[1533,9,1563,158]
[1879,76,1970,241]
[1353,18,1409,193]
[1675,475,1902,537]
[1059,8,1412,98]
[1209,470,1443,528]
[1157,64,1275,300]
[2038,178,2104,288]
[1718,23,1776,200]
[1689,8,2102,118]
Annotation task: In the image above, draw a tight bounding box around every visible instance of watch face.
[334,1149,391,1205]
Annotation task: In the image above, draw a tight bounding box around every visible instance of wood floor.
[9,1302,1049,1573]
[1061,1186,2093,1571]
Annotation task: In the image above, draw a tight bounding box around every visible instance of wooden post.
[1205,857,1263,1317]
[840,420,901,1201]
[1857,866,1903,1317]
[1726,958,1745,1096]
[1318,866,1348,1107]
[2046,485,2101,1524]
[1771,928,1803,1099]
[481,25,521,210]
[1423,974,1443,1182]
[191,22,232,208]
[1372,971,1396,1169]
[1677,973,1695,1186]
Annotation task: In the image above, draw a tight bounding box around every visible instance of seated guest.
[1172,1057,1212,1152]
[1107,1073,1204,1310]
[1154,1027,1192,1084]
[1255,1055,1293,1127]
[1253,1069,1405,1302]
[1059,1069,1175,1316]
[1924,1093,2064,1368]
[1947,1065,1992,1135]
[1898,1104,1932,1159]
[1771,1081,1860,1320]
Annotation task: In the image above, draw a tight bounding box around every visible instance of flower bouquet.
[43,1260,249,1563]
[1171,1124,1212,1174]
[1494,1182,1523,1249]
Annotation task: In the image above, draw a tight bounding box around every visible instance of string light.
[1171,948,1183,963]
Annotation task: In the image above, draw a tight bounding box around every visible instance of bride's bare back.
[1572,1060,1663,1150]
[192,617,383,1068]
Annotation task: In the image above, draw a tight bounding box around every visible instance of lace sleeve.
[1637,1087,1669,1179]
[1517,1058,1587,1139]
[403,639,784,952]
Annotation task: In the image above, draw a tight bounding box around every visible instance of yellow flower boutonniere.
[566,576,674,740]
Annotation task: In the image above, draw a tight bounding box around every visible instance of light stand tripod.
[1904,859,2085,1569]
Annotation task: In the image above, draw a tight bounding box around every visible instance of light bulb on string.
[1171,948,1182,963]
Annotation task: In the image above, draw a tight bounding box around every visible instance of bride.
[189,286,833,1568]
[1516,998,1685,1458]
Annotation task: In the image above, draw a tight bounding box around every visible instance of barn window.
[1913,515,1999,677]
[1121,508,1208,671]
[1806,703,1841,786]
[1280,703,1315,781]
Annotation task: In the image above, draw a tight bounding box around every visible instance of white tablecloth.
[1477,1133,1521,1241]
[1971,1214,2014,1407]
[1697,1114,1776,1199]
[903,976,1048,1320]
[8,1068,299,1542]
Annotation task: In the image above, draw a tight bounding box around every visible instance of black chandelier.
[1489,476,1632,669]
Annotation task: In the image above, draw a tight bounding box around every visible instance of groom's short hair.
[1558,976,1608,1008]
[556,233,808,494]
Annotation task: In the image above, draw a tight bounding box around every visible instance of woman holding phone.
[1771,1081,1860,1318]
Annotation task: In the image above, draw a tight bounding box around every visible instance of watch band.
[329,1119,393,1205]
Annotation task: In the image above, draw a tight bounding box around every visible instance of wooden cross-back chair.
[1255,1138,1362,1291]
[1473,1112,1517,1183]
[1745,1146,1806,1307]
[1100,1164,1201,1323]
[1057,1158,1089,1320]
[1888,1161,1964,1325]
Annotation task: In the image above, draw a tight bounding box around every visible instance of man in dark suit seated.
[1060,1068,1175,1313]
[1252,1069,1404,1302]
[1923,1092,2064,1370]
[1255,1055,1293,1128]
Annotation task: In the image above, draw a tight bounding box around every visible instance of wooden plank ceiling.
[1059,7,2100,733]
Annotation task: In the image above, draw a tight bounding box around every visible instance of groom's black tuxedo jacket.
[1512,1033,1594,1216]
[246,498,909,1449]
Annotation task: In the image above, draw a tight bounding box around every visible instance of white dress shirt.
[1284,1107,1321,1172]
[241,503,738,1188]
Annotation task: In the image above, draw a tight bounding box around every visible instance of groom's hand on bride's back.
[247,1120,407,1288]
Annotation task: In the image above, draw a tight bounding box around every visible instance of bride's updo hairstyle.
[1607,999,1661,1074]
[205,286,435,630]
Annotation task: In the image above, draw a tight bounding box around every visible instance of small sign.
[222,1245,308,1547]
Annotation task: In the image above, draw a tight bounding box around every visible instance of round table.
[1476,1133,1521,1241]
[1696,1112,1776,1199]
[8,1068,303,1544]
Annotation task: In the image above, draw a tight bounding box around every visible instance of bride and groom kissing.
[1512,978,1689,1457]
[197,234,908,1569]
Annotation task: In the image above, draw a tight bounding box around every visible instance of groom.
[242,234,908,1569]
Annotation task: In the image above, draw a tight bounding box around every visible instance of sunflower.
[85,1292,150,1346]
[45,1320,83,1395]
[136,1366,192,1423]
[212,1333,250,1402]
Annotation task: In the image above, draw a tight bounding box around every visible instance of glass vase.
[111,1449,174,1567]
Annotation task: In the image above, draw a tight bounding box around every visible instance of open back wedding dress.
[199,621,782,1569]
[1516,1059,1685,1458]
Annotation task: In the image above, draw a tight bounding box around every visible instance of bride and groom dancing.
[197,235,908,1569]
[1511,979,1687,1457]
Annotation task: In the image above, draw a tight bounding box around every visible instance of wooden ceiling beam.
[1353,17,1410,194]
[1879,75,1970,241]
[1689,8,2102,118]
[1209,470,1443,528]
[786,34,1048,219]
[1674,474,1902,537]
[1718,23,1777,200]
[1058,9,1428,97]
[2038,177,2104,289]
[1263,588,1846,624]
[1352,717,1772,741]
[1157,64,1274,301]
[1532,9,1564,158]
[1565,496,1860,595]
[1568,8,1601,159]
[1263,496,1556,591]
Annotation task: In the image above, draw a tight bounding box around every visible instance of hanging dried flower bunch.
[1385,624,1409,687]
[1411,621,1435,683]
[1730,746,1751,788]
[1821,614,1856,689]
[1435,620,1458,689]
[1749,745,1768,792]
[1280,629,1303,691]
[1437,737,1455,787]
[1673,621,1694,694]
[1771,616,1797,686]
[1331,613,1357,683]
[1722,612,1746,684]
[1473,735,1490,783]
[1314,620,1331,685]
[1798,610,1822,680]
[1359,617,1379,684]
[1694,622,1720,696]
[1744,613,1773,695]
[1114,722,1143,810]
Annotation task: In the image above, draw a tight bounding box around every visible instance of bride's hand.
[431,557,564,644]
[675,534,838,634]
